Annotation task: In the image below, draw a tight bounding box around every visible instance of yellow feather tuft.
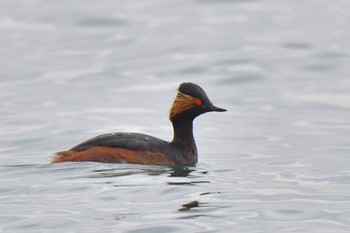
[169,92,197,119]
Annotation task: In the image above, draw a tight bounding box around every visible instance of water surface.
[1,0,350,232]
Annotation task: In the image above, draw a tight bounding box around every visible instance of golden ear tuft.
[170,92,199,119]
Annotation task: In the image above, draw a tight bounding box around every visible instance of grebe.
[53,82,226,166]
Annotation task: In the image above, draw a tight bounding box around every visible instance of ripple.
[263,161,311,168]
[126,225,181,233]
[178,200,199,211]
[77,18,128,28]
[177,66,207,75]
[199,0,256,4]
[282,42,313,50]
[261,208,322,221]
[337,211,350,226]
[0,18,55,31]
[122,221,211,233]
[219,74,264,84]
[167,180,210,185]
[216,58,254,65]
[303,63,335,71]
[316,51,348,59]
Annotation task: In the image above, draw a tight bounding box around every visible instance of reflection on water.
[80,164,198,178]
[169,166,196,177]
[1,0,350,232]
[178,200,199,211]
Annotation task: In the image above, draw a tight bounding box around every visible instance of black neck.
[170,118,197,155]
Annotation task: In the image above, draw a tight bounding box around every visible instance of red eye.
[195,99,202,106]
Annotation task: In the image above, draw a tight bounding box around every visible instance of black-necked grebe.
[53,82,226,165]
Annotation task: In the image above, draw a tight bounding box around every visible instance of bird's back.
[53,132,177,165]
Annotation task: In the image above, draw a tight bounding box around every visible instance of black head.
[169,82,226,121]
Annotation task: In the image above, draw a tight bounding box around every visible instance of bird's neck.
[170,118,197,163]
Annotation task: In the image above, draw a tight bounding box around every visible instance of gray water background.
[1,0,350,232]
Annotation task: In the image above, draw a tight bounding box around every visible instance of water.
[1,0,350,232]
